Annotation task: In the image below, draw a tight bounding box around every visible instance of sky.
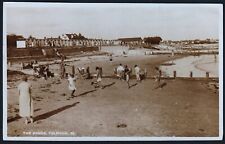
[5,3,222,41]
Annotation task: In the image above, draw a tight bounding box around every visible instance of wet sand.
[7,54,219,137]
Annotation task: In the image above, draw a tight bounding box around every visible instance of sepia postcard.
[3,2,223,141]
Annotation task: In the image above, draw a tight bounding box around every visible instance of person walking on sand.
[97,67,103,88]
[124,65,131,88]
[91,67,103,89]
[85,66,91,79]
[67,74,77,97]
[117,64,124,80]
[154,66,161,89]
[17,76,33,124]
[134,64,141,82]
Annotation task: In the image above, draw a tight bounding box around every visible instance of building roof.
[17,38,26,41]
[7,34,26,40]
[46,38,61,40]
[118,37,142,42]
[65,33,87,40]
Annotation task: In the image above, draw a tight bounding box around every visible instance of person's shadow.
[74,90,97,97]
[7,108,42,123]
[153,82,167,90]
[34,102,79,122]
[129,83,138,89]
[102,82,116,89]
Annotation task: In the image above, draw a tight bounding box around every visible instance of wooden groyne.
[145,50,218,55]
[102,75,219,81]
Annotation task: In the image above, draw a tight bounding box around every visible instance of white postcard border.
[2,2,223,141]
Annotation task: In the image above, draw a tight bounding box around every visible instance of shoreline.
[195,62,218,76]
[8,53,183,76]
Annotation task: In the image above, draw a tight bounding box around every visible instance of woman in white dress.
[67,74,77,97]
[17,76,33,124]
[117,64,124,80]
[134,64,141,82]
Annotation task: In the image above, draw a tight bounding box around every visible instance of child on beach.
[139,68,147,81]
[85,66,92,79]
[124,65,131,88]
[117,64,125,80]
[91,67,103,89]
[67,74,77,97]
[134,64,141,82]
[154,66,161,88]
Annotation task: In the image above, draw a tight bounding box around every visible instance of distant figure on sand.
[153,66,167,89]
[171,50,174,57]
[117,64,125,80]
[139,68,147,81]
[134,65,141,82]
[124,65,131,88]
[109,54,113,61]
[91,67,103,88]
[17,76,33,124]
[154,67,161,87]
[67,74,77,97]
[85,66,92,79]
[214,54,217,62]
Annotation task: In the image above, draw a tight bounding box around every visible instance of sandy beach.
[6,53,219,137]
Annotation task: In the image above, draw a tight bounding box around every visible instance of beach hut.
[118,37,143,46]
[16,38,26,48]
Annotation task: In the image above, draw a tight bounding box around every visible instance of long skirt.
[19,94,33,117]
[136,73,141,81]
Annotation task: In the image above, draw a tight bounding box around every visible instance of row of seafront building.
[22,37,145,48]
[14,36,120,49]
[7,33,219,49]
[25,38,119,48]
[7,34,146,58]
[7,34,149,49]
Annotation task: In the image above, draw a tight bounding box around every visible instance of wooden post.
[144,68,147,78]
[190,71,193,78]
[63,66,66,78]
[21,63,24,70]
[72,65,75,75]
[206,72,209,79]
[173,71,176,78]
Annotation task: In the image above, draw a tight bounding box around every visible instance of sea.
[101,45,219,78]
[160,54,219,78]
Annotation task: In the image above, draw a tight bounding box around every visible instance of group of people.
[21,60,55,80]
[114,64,147,88]
[22,60,38,70]
[33,65,55,80]
[17,54,163,125]
[17,49,105,124]
[17,63,161,125]
[77,66,92,79]
[114,64,132,88]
